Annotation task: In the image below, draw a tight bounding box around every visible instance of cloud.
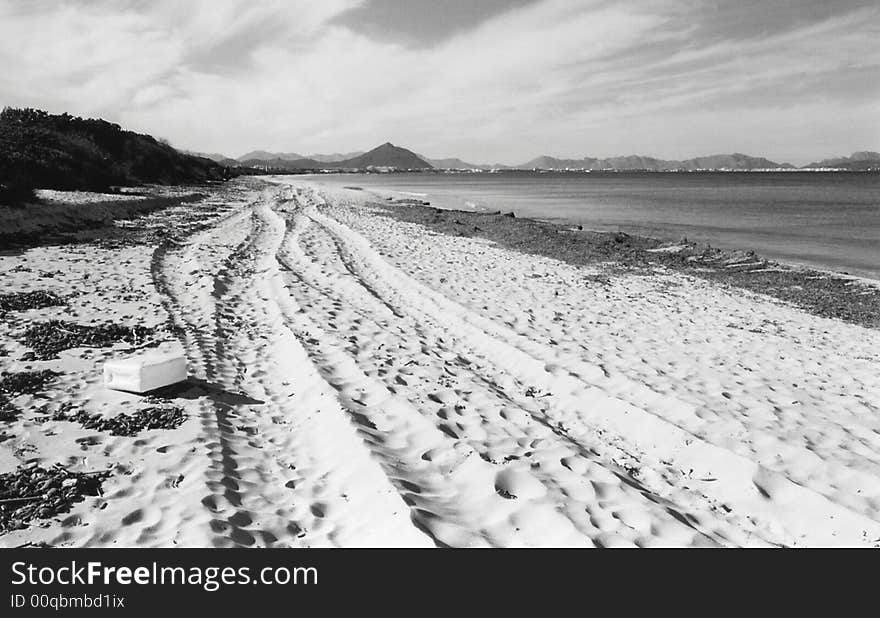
[0,0,877,163]
[331,0,542,47]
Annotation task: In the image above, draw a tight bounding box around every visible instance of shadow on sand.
[145,378,264,406]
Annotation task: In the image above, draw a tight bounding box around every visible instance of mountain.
[678,153,793,170]
[0,107,226,202]
[242,143,432,170]
[233,145,880,173]
[521,156,595,169]
[419,155,484,170]
[517,152,792,170]
[183,150,239,166]
[236,150,365,164]
[239,157,322,170]
[308,151,364,163]
[520,155,674,170]
[237,150,305,162]
[335,143,431,169]
[601,155,668,170]
[803,151,880,170]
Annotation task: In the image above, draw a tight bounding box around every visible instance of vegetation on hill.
[0,108,228,203]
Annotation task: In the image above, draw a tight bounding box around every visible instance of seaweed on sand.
[0,464,110,534]
[0,370,61,422]
[20,320,154,360]
[0,291,66,313]
[49,403,186,436]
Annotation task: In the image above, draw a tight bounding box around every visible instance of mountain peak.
[341,143,431,169]
[804,150,880,170]
[850,151,880,161]
[237,142,431,170]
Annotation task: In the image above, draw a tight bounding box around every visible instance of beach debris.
[0,291,66,313]
[104,351,187,394]
[20,320,154,360]
[0,397,16,422]
[0,464,110,534]
[48,404,186,436]
[0,370,61,397]
[0,370,60,422]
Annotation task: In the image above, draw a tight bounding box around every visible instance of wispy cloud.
[0,0,877,163]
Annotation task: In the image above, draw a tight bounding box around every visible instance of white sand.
[2,178,879,547]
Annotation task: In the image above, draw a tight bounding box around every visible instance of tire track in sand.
[296,187,880,547]
[276,199,737,547]
[153,190,431,547]
[271,199,587,546]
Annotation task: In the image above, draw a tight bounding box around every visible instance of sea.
[306,171,880,280]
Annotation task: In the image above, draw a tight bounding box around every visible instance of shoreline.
[303,172,880,283]
[358,193,880,329]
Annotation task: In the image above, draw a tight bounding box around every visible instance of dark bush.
[0,181,35,205]
[0,107,228,201]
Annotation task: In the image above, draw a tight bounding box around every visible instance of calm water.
[307,172,880,280]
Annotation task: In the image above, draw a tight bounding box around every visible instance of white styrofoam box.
[103,351,188,393]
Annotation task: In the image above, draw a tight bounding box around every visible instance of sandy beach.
[2,177,879,548]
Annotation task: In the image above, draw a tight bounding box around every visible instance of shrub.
[0,107,227,196]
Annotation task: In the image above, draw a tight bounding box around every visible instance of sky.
[0,0,878,165]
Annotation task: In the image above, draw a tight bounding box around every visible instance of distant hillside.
[599,155,667,170]
[421,156,486,170]
[521,156,594,169]
[239,156,323,170]
[678,153,793,170]
[236,150,365,164]
[518,152,792,170]
[244,143,432,171]
[237,150,305,162]
[183,150,238,166]
[521,155,676,170]
[803,151,880,170]
[0,108,226,202]
[309,151,364,163]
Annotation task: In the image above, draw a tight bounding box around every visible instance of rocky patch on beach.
[0,463,110,534]
[19,320,154,360]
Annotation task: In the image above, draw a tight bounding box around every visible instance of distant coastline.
[268,167,880,175]
[229,145,880,174]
